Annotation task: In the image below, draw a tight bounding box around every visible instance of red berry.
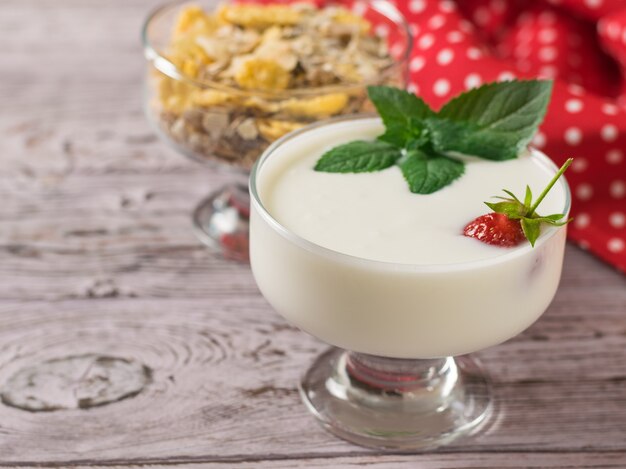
[463,212,525,247]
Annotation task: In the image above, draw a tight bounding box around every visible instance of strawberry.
[463,212,526,247]
[463,158,573,248]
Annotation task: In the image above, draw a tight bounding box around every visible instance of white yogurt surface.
[258,118,567,265]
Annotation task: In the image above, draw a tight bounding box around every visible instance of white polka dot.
[439,1,456,13]
[409,24,420,37]
[578,239,590,250]
[467,47,482,60]
[576,183,593,201]
[601,124,618,142]
[602,103,618,115]
[517,12,531,25]
[409,0,427,13]
[491,0,506,13]
[390,42,404,58]
[459,20,475,33]
[447,30,464,43]
[606,22,621,40]
[464,73,482,89]
[410,56,426,72]
[498,71,516,82]
[565,99,584,113]
[572,158,588,172]
[568,34,582,46]
[539,11,557,24]
[437,48,454,65]
[532,131,547,148]
[418,34,435,50]
[568,84,585,96]
[607,238,624,253]
[429,14,446,29]
[565,127,583,145]
[570,73,582,84]
[474,7,491,26]
[375,24,389,37]
[539,28,557,43]
[575,212,591,229]
[517,27,533,44]
[515,43,531,58]
[408,82,420,94]
[568,54,582,68]
[609,212,626,228]
[622,28,626,44]
[351,2,367,16]
[497,43,511,56]
[433,79,451,97]
[539,65,558,78]
[606,149,624,164]
[539,47,558,62]
[610,180,625,198]
[584,0,603,8]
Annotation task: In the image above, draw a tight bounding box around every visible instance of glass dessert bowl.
[249,116,571,450]
[142,0,411,260]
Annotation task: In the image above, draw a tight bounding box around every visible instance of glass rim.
[141,0,413,98]
[249,114,573,273]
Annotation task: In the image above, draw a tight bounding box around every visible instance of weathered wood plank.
[0,295,622,464]
[50,452,626,468]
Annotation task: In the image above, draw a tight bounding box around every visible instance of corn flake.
[191,89,234,107]
[219,4,301,29]
[280,93,349,117]
[173,5,222,39]
[257,119,304,141]
[234,58,290,90]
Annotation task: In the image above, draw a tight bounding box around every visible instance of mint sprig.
[485,158,573,246]
[314,80,554,194]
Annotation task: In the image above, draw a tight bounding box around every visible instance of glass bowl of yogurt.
[249,115,571,450]
[142,0,412,260]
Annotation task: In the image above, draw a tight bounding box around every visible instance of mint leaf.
[399,149,464,194]
[314,140,402,173]
[426,80,553,160]
[367,86,435,148]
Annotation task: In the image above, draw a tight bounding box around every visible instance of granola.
[149,2,402,170]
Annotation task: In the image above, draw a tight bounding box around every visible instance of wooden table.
[1,1,625,467]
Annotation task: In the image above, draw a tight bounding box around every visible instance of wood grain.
[1,0,625,467]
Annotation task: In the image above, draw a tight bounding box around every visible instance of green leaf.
[425,80,553,160]
[532,214,571,226]
[524,185,532,207]
[485,200,526,219]
[399,149,464,194]
[314,140,402,173]
[367,86,435,147]
[521,217,541,247]
[502,189,523,204]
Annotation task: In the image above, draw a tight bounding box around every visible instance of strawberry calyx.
[465,158,573,247]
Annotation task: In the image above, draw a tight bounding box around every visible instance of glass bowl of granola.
[142,0,412,261]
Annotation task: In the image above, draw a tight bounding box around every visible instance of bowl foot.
[192,183,250,262]
[299,348,494,451]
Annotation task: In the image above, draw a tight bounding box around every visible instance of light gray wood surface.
[1,0,625,467]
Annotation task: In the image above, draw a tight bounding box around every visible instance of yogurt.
[250,117,570,358]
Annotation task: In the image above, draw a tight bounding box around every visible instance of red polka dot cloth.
[389,0,626,274]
